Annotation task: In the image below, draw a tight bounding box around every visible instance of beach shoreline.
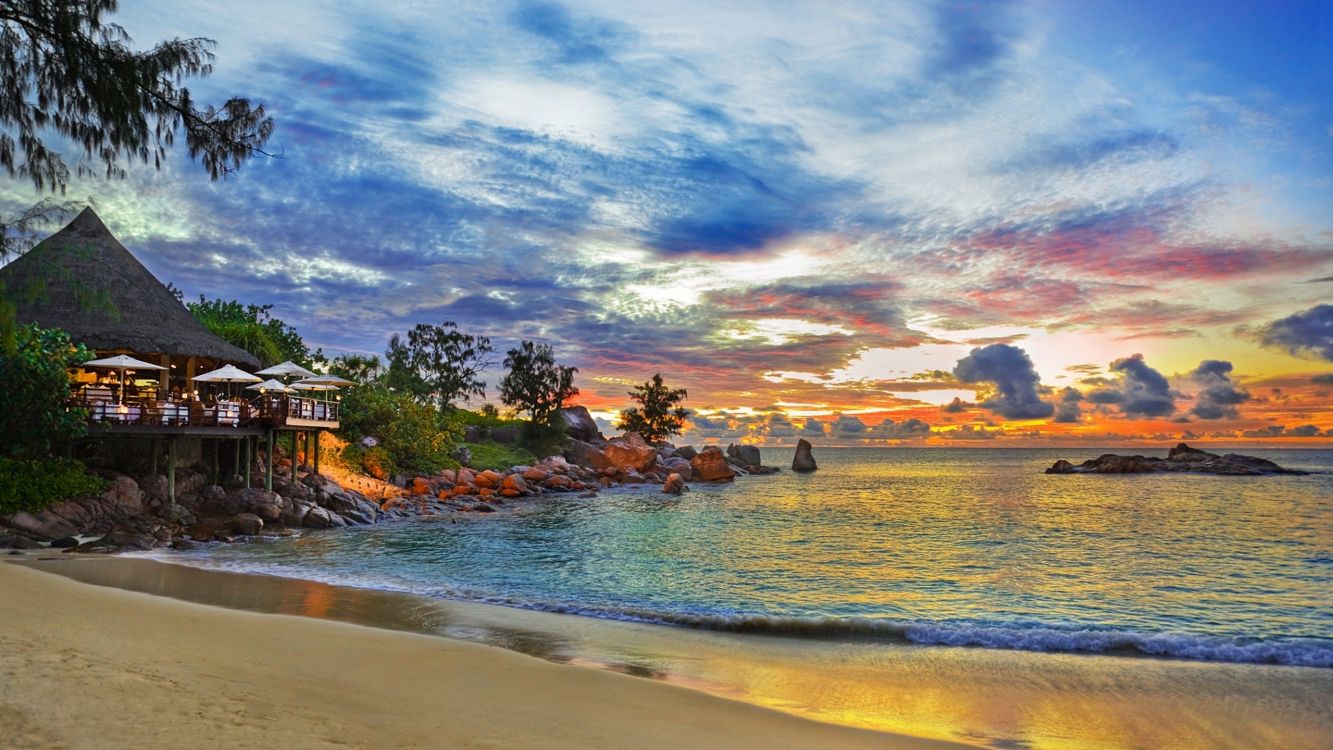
[0,557,964,750]
[7,554,1333,750]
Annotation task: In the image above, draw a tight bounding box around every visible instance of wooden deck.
[69,394,340,433]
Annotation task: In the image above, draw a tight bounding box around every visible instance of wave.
[147,552,1333,669]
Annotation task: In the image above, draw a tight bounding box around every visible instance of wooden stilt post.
[167,437,177,503]
[292,431,299,481]
[265,428,274,492]
[232,437,241,480]
[243,436,251,489]
[313,430,320,477]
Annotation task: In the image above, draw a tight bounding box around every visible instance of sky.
[5,0,1332,446]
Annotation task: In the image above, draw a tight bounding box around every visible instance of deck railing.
[68,394,339,429]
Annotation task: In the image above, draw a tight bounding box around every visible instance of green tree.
[336,383,458,476]
[384,322,493,411]
[498,341,579,423]
[328,353,383,383]
[0,323,92,457]
[0,0,275,194]
[615,373,688,444]
[186,297,320,368]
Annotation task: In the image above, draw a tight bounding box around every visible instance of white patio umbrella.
[256,361,318,380]
[295,374,357,387]
[192,364,262,400]
[289,378,341,391]
[83,354,167,405]
[245,378,291,393]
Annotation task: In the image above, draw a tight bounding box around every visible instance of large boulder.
[1046,443,1306,476]
[101,475,144,514]
[727,444,762,470]
[690,447,735,482]
[558,406,604,443]
[603,433,658,473]
[661,457,694,481]
[792,439,817,473]
[230,513,264,536]
[4,510,78,541]
[564,439,611,471]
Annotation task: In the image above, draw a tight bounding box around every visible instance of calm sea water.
[176,447,1333,667]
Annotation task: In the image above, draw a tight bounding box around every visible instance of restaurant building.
[1,208,339,499]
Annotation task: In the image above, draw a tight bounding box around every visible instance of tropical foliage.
[385,322,493,410]
[0,457,107,515]
[0,323,91,457]
[186,297,321,368]
[616,373,689,443]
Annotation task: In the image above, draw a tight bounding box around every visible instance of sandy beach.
[0,559,964,750]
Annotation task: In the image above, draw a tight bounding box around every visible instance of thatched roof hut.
[0,207,260,369]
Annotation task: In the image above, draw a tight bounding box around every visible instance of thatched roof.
[0,207,261,368]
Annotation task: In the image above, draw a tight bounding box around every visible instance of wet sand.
[8,556,1333,749]
[0,558,959,750]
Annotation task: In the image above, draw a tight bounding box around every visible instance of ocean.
[172,447,1333,667]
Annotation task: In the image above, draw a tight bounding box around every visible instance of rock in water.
[792,439,817,473]
[603,432,658,473]
[1045,443,1307,476]
[690,447,736,482]
[662,473,687,494]
[727,444,763,470]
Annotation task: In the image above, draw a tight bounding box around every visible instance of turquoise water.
[177,447,1333,666]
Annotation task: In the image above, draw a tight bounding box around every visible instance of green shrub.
[336,384,462,477]
[0,457,107,515]
[0,323,91,458]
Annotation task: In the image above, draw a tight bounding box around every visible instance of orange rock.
[478,487,494,497]
[545,475,572,489]
[603,432,658,472]
[475,470,503,489]
[690,447,736,482]
[522,467,549,482]
[501,474,527,494]
[411,477,430,496]
[451,485,472,497]
[500,488,522,498]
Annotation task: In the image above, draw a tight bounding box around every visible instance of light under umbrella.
[83,354,167,405]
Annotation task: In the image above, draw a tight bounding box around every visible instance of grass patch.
[0,457,108,516]
[463,441,536,471]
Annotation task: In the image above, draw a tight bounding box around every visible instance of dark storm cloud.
[952,343,1055,420]
[943,396,972,413]
[1053,386,1083,423]
[1259,304,1333,361]
[830,414,869,437]
[869,417,932,438]
[1100,354,1176,418]
[1312,373,1333,384]
[801,417,827,436]
[1189,360,1249,420]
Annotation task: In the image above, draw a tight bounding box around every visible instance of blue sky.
[5,0,1331,442]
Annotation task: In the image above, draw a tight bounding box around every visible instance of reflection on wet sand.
[26,556,1333,750]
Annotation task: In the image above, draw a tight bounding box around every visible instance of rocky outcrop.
[559,405,604,444]
[792,439,817,473]
[690,446,736,482]
[1046,443,1307,476]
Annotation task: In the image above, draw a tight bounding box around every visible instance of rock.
[139,475,169,504]
[1045,444,1308,476]
[49,536,81,548]
[102,475,144,513]
[302,507,336,529]
[411,477,431,495]
[170,539,198,551]
[199,484,227,505]
[0,531,43,549]
[230,513,265,536]
[452,445,473,466]
[690,446,736,482]
[475,470,504,489]
[623,471,646,484]
[80,530,156,551]
[564,439,612,471]
[661,457,694,481]
[157,504,197,525]
[727,444,763,470]
[473,503,497,513]
[662,473,687,494]
[501,474,528,495]
[603,432,658,473]
[792,439,818,473]
[523,466,549,482]
[559,406,604,443]
[545,475,573,490]
[5,510,78,541]
[675,445,698,461]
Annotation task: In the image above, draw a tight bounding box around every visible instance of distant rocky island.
[1046,443,1308,476]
